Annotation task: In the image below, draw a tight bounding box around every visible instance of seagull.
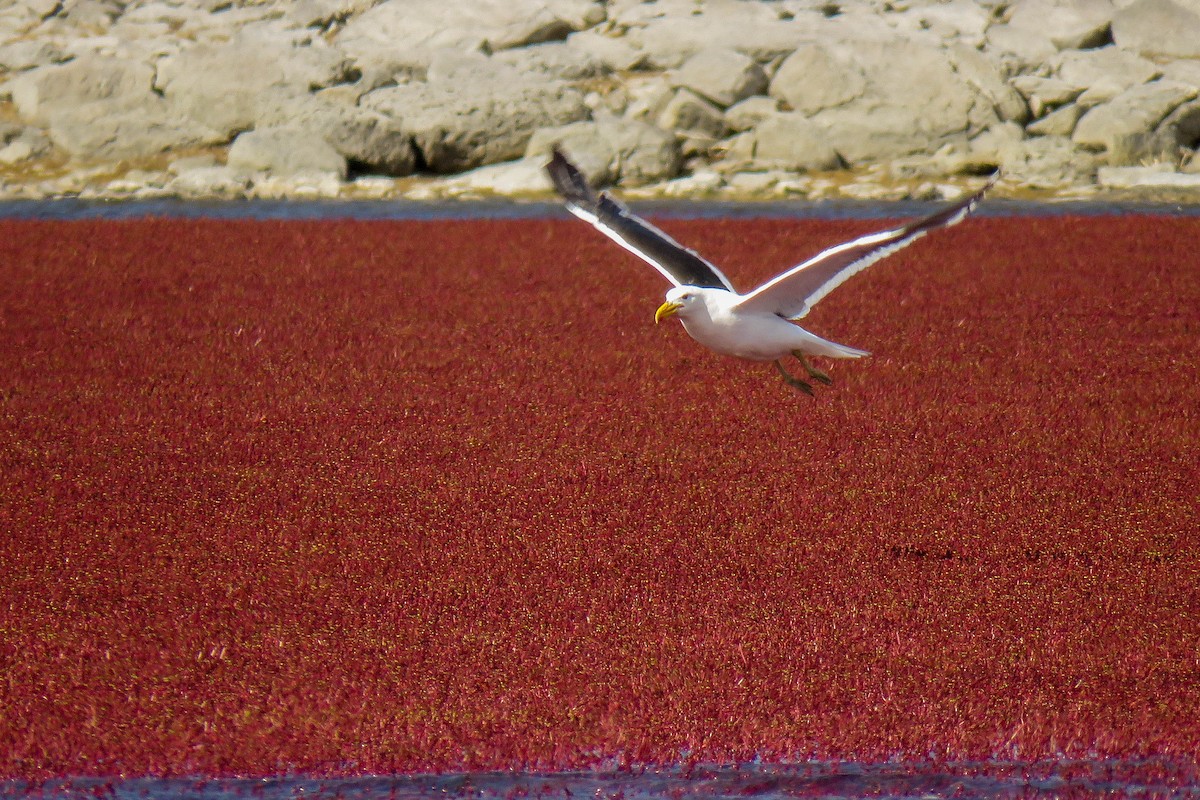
[546,147,995,394]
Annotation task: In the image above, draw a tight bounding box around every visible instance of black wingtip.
[545,146,597,208]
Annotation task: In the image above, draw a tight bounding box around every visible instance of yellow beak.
[655,300,683,325]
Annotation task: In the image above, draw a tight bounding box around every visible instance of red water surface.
[1,213,1197,780]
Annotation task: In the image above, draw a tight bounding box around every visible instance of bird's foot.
[792,351,833,385]
[774,360,815,395]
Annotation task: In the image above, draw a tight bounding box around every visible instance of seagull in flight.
[546,147,995,394]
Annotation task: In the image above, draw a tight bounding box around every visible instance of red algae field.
[1,213,1198,780]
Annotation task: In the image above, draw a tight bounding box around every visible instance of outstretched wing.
[733,177,996,319]
[546,147,736,292]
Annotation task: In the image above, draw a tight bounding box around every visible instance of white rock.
[336,0,599,68]
[228,128,348,179]
[438,158,553,196]
[999,135,1100,187]
[984,22,1057,69]
[724,96,780,133]
[47,101,224,161]
[1053,47,1161,104]
[1027,103,1083,137]
[0,40,67,71]
[671,48,768,109]
[1112,0,1200,60]
[1097,164,1200,189]
[250,172,345,200]
[770,44,867,116]
[255,94,416,176]
[525,117,682,186]
[9,55,155,125]
[564,28,647,72]
[626,5,821,68]
[494,40,609,80]
[0,140,33,165]
[794,39,980,166]
[946,43,1029,124]
[1005,0,1116,50]
[656,89,727,140]
[157,34,353,136]
[1011,76,1083,117]
[1073,80,1198,153]
[750,113,843,172]
[655,169,724,197]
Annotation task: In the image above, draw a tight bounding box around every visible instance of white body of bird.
[657,286,870,362]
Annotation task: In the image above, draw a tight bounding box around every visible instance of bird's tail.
[805,335,871,359]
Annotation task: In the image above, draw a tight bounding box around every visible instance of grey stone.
[494,40,609,80]
[1112,0,1200,60]
[9,55,156,125]
[724,96,779,133]
[1073,80,1198,154]
[228,128,348,179]
[998,135,1100,187]
[335,0,601,69]
[946,43,1029,124]
[156,33,354,136]
[656,89,727,140]
[0,40,67,71]
[1053,47,1160,105]
[1005,0,1115,50]
[563,29,647,72]
[255,94,416,176]
[770,44,867,116]
[46,100,224,161]
[1011,76,1083,117]
[363,69,588,172]
[625,5,821,68]
[437,158,553,196]
[525,117,682,186]
[984,22,1058,69]
[672,48,768,109]
[1027,103,1083,137]
[166,165,250,199]
[750,113,843,172]
[797,39,979,166]
[1097,164,1200,189]
[887,0,991,45]
[1157,100,1200,151]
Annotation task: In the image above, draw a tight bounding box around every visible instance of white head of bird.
[655,286,719,325]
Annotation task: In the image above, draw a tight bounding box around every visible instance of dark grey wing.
[546,147,736,292]
[734,176,997,319]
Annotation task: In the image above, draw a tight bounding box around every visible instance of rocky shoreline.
[2,0,1200,203]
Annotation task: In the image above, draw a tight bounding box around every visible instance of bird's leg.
[792,350,833,385]
[774,360,814,395]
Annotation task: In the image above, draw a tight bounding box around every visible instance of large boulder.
[362,61,588,172]
[748,112,843,172]
[8,54,224,161]
[1073,80,1198,155]
[770,44,867,116]
[1004,0,1116,50]
[656,89,727,141]
[525,117,681,186]
[773,39,978,166]
[9,55,155,125]
[1111,0,1200,60]
[1052,46,1160,105]
[46,101,224,161]
[335,0,604,71]
[156,30,354,136]
[227,128,348,179]
[622,2,822,68]
[671,48,768,109]
[255,94,416,176]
